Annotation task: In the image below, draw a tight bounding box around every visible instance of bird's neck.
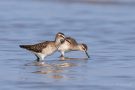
[54,39,62,49]
[54,35,59,43]
[73,45,81,51]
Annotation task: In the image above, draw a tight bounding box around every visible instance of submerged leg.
[34,54,40,62]
[35,53,45,62]
[34,54,45,65]
[60,51,65,57]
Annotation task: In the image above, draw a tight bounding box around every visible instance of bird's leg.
[34,54,40,62]
[60,51,65,58]
[60,51,70,60]
[34,54,45,65]
[60,55,64,57]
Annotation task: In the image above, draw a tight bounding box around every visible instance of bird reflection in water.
[26,57,87,79]
[60,57,89,61]
[31,61,77,79]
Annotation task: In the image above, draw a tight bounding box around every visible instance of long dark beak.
[85,51,90,58]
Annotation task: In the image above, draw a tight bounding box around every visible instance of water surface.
[0,0,135,90]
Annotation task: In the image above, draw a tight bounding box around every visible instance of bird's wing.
[66,37,78,45]
[20,41,50,53]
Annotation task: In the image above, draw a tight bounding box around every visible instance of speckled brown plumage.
[19,32,65,61]
[58,36,90,58]
[65,37,78,46]
[20,41,50,53]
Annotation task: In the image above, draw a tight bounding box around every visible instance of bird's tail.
[19,45,31,50]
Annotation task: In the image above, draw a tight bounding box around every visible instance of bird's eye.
[82,46,86,50]
[82,44,87,51]
[60,39,64,44]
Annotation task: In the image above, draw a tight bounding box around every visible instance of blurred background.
[0,0,135,90]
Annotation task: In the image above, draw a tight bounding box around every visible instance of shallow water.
[0,0,135,90]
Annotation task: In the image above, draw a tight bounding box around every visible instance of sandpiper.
[58,37,90,58]
[20,32,65,62]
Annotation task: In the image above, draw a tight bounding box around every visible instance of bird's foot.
[34,61,45,66]
[59,55,64,58]
[60,56,71,60]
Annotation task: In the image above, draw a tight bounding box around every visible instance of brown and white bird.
[58,37,90,58]
[19,32,65,62]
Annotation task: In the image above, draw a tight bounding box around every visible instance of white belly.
[58,43,70,52]
[42,45,57,56]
